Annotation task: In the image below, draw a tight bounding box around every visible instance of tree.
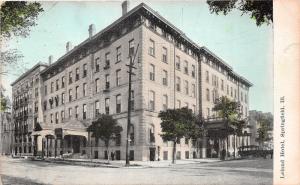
[213,96,244,158]
[0,1,43,38]
[256,116,272,149]
[207,0,273,26]
[158,107,196,164]
[87,114,123,163]
[0,1,44,69]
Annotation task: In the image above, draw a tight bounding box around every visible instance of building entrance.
[72,136,80,153]
[149,147,156,161]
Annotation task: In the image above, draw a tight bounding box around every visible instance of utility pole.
[125,44,139,166]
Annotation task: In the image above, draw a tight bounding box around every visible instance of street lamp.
[125,43,139,166]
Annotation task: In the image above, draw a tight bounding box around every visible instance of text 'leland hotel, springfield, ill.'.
[11,1,252,161]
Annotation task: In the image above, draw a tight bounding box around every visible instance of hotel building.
[11,2,252,160]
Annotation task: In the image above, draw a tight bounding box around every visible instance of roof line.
[11,62,48,86]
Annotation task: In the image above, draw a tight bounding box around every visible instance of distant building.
[11,2,252,160]
[249,110,273,149]
[0,86,13,155]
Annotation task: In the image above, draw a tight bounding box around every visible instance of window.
[43,101,47,110]
[149,64,155,81]
[116,46,121,63]
[83,64,87,77]
[234,89,237,99]
[245,94,248,103]
[149,91,155,111]
[129,39,135,56]
[185,138,189,145]
[35,88,38,97]
[116,95,121,113]
[75,106,79,119]
[185,102,189,108]
[76,68,80,81]
[241,92,243,102]
[191,65,195,78]
[83,104,87,119]
[116,69,121,86]
[241,105,243,116]
[207,108,210,118]
[56,79,59,90]
[192,104,196,113]
[105,74,110,89]
[95,101,100,117]
[62,76,65,88]
[227,85,229,95]
[50,114,53,123]
[176,151,181,160]
[184,80,189,95]
[130,90,134,111]
[61,93,65,104]
[205,71,209,83]
[212,90,216,102]
[44,85,47,95]
[162,47,167,63]
[95,57,100,72]
[221,80,224,91]
[69,89,72,102]
[105,52,110,68]
[162,70,168,86]
[176,56,180,70]
[184,60,188,74]
[162,95,168,111]
[115,134,121,146]
[75,86,79,99]
[68,108,72,118]
[55,95,59,106]
[69,71,73,84]
[105,98,110,114]
[83,83,87,96]
[176,77,181,91]
[149,39,155,56]
[95,78,100,93]
[206,89,210,101]
[61,111,65,122]
[51,82,54,93]
[230,87,233,97]
[149,125,155,143]
[55,112,59,124]
[176,100,181,108]
[192,84,195,98]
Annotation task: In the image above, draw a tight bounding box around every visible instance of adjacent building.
[0,86,12,155]
[249,110,273,150]
[11,2,252,160]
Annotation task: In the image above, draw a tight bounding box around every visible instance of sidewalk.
[36,157,221,168]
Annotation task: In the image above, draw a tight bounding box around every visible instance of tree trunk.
[106,140,110,164]
[226,135,229,159]
[172,140,176,164]
[106,145,110,164]
[233,134,236,158]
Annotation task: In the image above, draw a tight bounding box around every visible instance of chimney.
[88,24,96,38]
[122,1,129,16]
[48,55,53,65]
[66,41,72,52]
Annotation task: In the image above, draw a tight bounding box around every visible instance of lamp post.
[125,44,139,166]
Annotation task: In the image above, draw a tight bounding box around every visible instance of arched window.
[149,125,155,143]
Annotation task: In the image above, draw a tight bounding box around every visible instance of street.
[0,156,272,185]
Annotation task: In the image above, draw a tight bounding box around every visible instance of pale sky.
[3,0,273,113]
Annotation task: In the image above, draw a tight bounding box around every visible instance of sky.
[3,0,273,113]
